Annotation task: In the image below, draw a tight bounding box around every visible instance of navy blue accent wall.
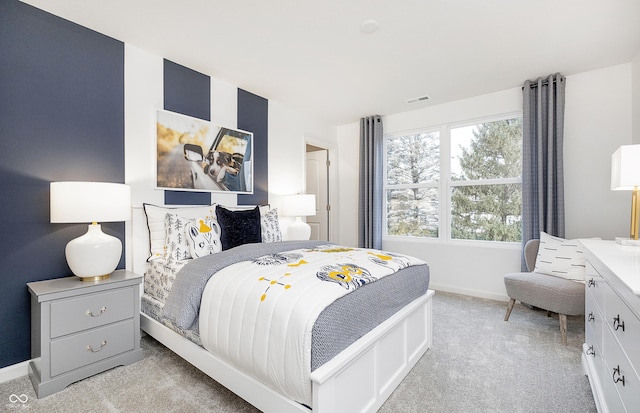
[0,1,125,368]
[237,89,269,205]
[163,59,211,205]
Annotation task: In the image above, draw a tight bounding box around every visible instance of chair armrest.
[524,239,540,272]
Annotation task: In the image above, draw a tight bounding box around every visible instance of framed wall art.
[156,109,253,194]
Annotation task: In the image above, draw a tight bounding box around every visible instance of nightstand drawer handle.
[86,340,107,353]
[86,306,107,317]
[613,365,625,386]
[613,315,625,332]
[587,278,596,288]
[588,312,595,322]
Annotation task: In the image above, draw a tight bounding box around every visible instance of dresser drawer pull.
[587,312,595,322]
[613,315,625,332]
[585,346,596,357]
[86,306,107,317]
[612,365,625,386]
[587,278,596,288]
[86,340,107,353]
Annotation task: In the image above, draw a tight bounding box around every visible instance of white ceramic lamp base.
[66,223,122,281]
[288,217,311,240]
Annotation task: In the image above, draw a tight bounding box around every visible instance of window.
[385,131,440,238]
[384,116,522,243]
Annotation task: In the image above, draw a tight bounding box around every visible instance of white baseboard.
[0,360,29,384]
[430,283,510,303]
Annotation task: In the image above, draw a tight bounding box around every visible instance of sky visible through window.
[450,125,474,177]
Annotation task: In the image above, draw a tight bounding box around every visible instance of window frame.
[383,112,523,246]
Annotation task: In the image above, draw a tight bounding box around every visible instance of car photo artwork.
[156,110,253,193]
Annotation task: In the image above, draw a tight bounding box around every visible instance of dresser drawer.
[603,326,640,412]
[585,292,603,354]
[585,262,606,313]
[50,319,135,377]
[50,287,134,338]
[603,285,640,367]
[584,322,603,379]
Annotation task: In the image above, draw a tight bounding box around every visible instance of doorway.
[305,144,329,241]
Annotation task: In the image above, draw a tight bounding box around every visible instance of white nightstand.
[27,270,144,398]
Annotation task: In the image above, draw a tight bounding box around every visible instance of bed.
[132,203,433,413]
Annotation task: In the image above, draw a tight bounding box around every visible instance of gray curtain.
[522,73,566,269]
[358,115,383,249]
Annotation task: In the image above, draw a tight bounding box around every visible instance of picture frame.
[156,109,253,194]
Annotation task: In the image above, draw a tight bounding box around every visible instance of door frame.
[304,137,338,243]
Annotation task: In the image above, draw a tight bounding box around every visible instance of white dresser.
[581,239,640,413]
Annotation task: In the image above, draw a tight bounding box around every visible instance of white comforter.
[198,244,424,405]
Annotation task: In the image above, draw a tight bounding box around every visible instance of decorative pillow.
[534,231,586,283]
[261,208,282,242]
[143,203,216,260]
[164,213,192,261]
[185,218,222,258]
[216,205,262,250]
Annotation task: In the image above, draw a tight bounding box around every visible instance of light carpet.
[0,291,596,412]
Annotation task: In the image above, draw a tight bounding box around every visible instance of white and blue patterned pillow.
[261,208,282,242]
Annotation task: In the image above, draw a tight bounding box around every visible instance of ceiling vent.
[406,95,431,104]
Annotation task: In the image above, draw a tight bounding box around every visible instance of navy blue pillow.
[216,205,262,250]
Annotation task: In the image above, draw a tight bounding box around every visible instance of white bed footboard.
[311,289,434,413]
[140,289,434,413]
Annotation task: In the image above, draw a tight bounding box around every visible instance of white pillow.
[534,231,585,283]
[185,218,222,258]
[261,208,282,242]
[143,203,217,260]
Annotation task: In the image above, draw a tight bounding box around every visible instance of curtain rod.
[522,77,564,89]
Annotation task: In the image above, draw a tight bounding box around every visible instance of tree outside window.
[450,118,522,242]
[384,116,522,243]
[385,131,439,237]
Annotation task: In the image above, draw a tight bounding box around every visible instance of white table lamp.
[611,145,640,244]
[50,182,131,281]
[281,194,316,240]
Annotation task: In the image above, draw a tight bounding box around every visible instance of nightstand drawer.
[50,287,134,338]
[50,319,135,377]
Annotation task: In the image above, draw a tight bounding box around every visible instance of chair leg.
[559,314,568,345]
[504,298,516,321]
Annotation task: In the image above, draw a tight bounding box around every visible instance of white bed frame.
[130,206,434,412]
[141,290,433,413]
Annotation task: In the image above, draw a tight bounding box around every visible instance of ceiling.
[21,0,640,125]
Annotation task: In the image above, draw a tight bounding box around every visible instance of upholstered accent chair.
[503,239,585,345]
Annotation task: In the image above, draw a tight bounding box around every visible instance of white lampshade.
[611,145,640,242]
[50,182,131,281]
[611,145,640,190]
[281,194,316,241]
[281,194,316,217]
[50,181,131,223]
